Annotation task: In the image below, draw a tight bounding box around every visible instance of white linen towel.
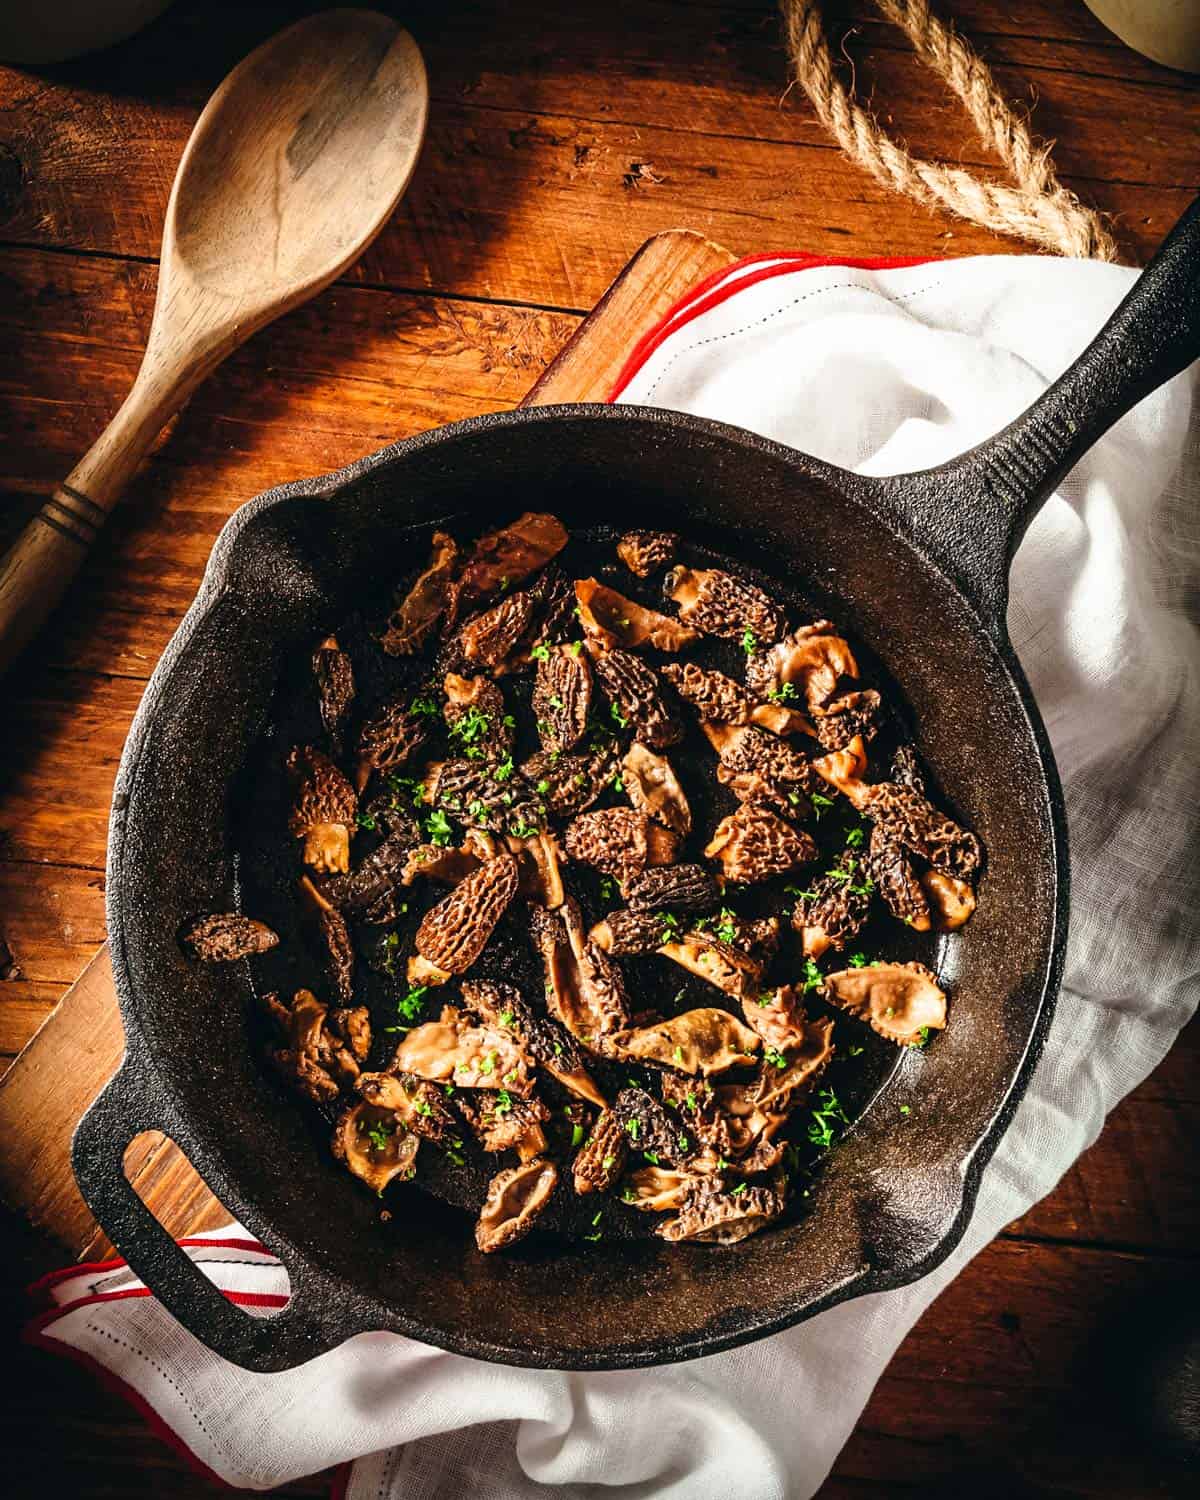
[29,251,1200,1498]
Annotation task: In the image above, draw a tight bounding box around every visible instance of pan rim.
[100,402,1068,1370]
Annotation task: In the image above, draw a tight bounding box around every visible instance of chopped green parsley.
[807,1086,849,1152]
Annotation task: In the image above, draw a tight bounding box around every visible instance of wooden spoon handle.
[0,372,182,675]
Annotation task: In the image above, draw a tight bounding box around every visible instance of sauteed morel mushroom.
[183,512,984,1253]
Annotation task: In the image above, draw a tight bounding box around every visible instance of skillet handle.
[890,193,1200,621]
[72,1051,341,1372]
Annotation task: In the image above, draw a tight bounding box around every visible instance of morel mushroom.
[354,697,430,793]
[563,807,680,883]
[665,565,787,645]
[658,930,763,1002]
[614,1008,761,1077]
[575,578,698,653]
[921,869,977,930]
[261,988,370,1104]
[705,804,817,884]
[358,785,421,844]
[812,734,871,808]
[590,646,683,748]
[509,830,565,908]
[742,982,809,1052]
[705,723,821,821]
[532,642,591,752]
[744,1015,835,1115]
[530,898,631,1046]
[573,1109,629,1195]
[325,827,419,918]
[458,1092,549,1160]
[791,868,871,959]
[459,512,568,604]
[379,530,460,655]
[861,823,932,931]
[393,1003,533,1093]
[664,661,814,738]
[824,961,947,1045]
[332,1102,420,1194]
[658,1174,785,1245]
[624,863,721,913]
[443,673,514,757]
[400,841,483,888]
[409,852,520,985]
[457,591,535,670]
[745,621,858,710]
[312,635,355,749]
[617,529,677,577]
[613,1086,686,1163]
[661,661,754,724]
[287,746,358,875]
[181,912,278,963]
[298,875,356,1004]
[526,563,578,647]
[658,1073,735,1153]
[521,738,618,819]
[475,1156,559,1253]
[355,1070,457,1141]
[857,781,984,881]
[718,913,782,964]
[423,757,545,839]
[461,977,606,1108]
[812,688,881,751]
[621,742,691,836]
[624,1165,696,1212]
[589,908,672,957]
[891,743,926,792]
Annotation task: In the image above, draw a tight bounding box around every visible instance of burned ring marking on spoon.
[40,486,103,545]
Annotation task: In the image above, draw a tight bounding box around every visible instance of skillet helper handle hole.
[950,192,1200,570]
[71,1058,328,1373]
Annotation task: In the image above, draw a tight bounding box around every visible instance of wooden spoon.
[0,9,428,675]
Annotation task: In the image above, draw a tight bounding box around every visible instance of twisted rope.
[780,0,1117,261]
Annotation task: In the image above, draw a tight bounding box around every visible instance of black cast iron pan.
[74,199,1200,1373]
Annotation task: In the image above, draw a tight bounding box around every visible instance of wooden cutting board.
[0,227,736,1262]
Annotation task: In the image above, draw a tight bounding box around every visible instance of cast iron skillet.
[74,199,1200,1374]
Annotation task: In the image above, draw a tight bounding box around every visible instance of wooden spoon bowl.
[0,8,428,675]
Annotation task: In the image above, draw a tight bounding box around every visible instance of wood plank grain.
[2,8,1197,302]
[23,0,1195,176]
[0,247,583,677]
[0,948,124,1245]
[823,1237,1200,1498]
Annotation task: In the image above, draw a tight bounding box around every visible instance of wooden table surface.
[1,2,1197,1495]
